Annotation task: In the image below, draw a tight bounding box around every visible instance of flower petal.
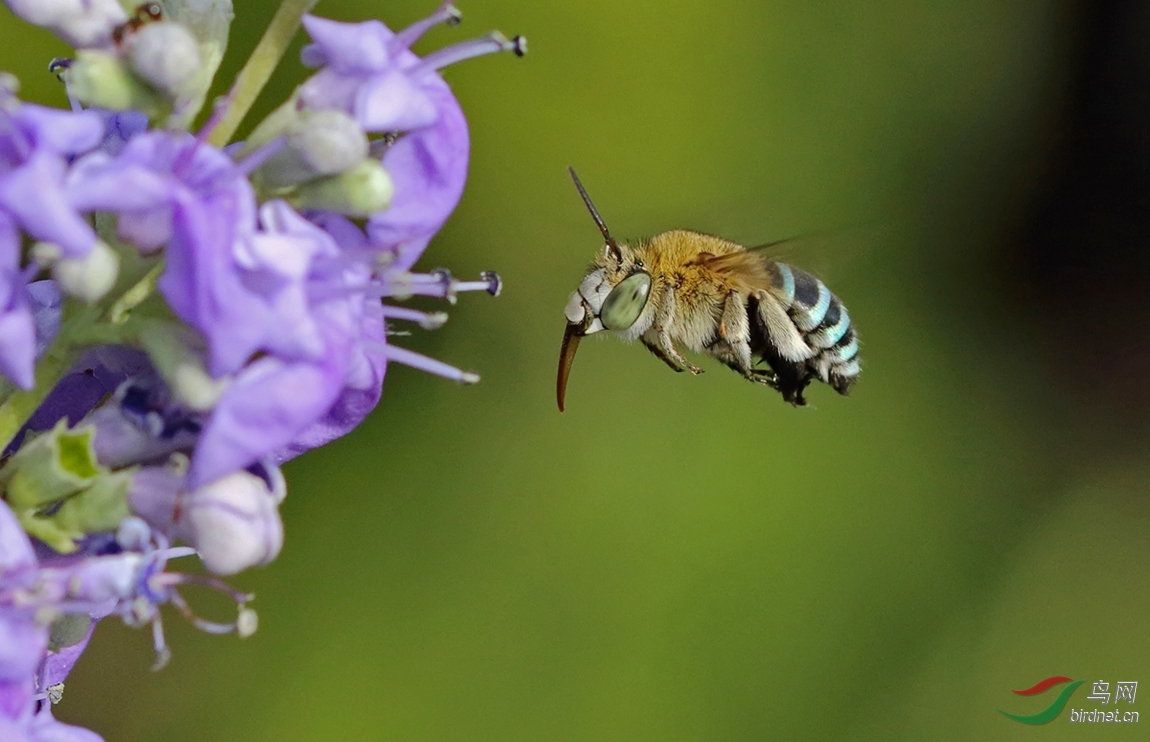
[367,83,468,269]
[189,356,345,487]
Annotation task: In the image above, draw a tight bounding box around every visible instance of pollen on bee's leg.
[388,3,463,54]
[411,31,527,75]
[372,342,479,384]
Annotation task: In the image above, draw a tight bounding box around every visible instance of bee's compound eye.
[600,272,651,331]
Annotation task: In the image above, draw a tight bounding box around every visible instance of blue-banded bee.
[558,168,860,411]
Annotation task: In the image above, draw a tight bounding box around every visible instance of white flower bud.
[254,109,369,190]
[128,22,202,99]
[52,240,119,303]
[290,110,369,176]
[182,468,285,575]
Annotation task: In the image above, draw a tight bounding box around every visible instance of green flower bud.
[63,50,168,116]
[288,159,394,218]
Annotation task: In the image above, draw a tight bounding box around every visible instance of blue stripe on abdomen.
[809,303,850,348]
[770,263,796,304]
[792,281,830,331]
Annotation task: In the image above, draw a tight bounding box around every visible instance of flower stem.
[207,0,319,148]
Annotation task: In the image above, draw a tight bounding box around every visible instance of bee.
[112,2,165,46]
[557,168,860,411]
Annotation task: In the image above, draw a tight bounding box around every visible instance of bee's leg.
[716,290,760,381]
[641,335,686,372]
[657,330,703,374]
[653,289,704,374]
[711,293,779,390]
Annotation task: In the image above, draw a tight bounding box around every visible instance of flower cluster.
[0,1,521,739]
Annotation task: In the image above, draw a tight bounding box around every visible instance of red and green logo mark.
[997,676,1084,724]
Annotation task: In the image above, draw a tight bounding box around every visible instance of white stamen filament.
[382,306,449,329]
[410,32,526,76]
[370,341,478,384]
[388,3,462,55]
[235,135,288,177]
[150,614,170,671]
[309,270,499,304]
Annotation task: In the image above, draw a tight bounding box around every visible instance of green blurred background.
[3,1,1150,739]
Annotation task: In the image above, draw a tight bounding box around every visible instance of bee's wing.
[693,236,797,291]
[696,247,813,362]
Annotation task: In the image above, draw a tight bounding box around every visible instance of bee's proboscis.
[556,322,582,412]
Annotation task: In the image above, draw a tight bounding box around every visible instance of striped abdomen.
[749,262,860,405]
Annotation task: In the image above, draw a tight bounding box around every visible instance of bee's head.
[563,243,650,336]
[558,168,653,411]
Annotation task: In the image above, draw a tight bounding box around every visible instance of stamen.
[368,133,398,159]
[48,58,72,82]
[45,58,84,111]
[430,268,456,303]
[150,614,171,671]
[235,135,288,177]
[310,267,501,305]
[162,546,197,560]
[168,588,239,634]
[381,306,449,329]
[31,680,65,707]
[389,3,463,55]
[369,341,479,384]
[154,572,255,604]
[237,606,258,637]
[410,32,526,75]
[174,94,234,176]
[456,270,502,296]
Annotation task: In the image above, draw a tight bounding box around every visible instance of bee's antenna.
[568,167,617,249]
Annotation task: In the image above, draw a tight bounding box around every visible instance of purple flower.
[189,354,347,487]
[0,500,102,737]
[0,98,111,388]
[299,6,524,265]
[0,213,36,390]
[70,129,242,257]
[0,501,45,722]
[0,2,518,736]
[367,84,469,270]
[0,101,106,259]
